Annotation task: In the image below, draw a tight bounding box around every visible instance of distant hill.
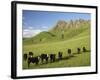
[23,19,90,45]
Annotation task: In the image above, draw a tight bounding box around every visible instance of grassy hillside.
[23,32,90,54]
[23,19,91,69]
[23,20,90,45]
[23,35,90,69]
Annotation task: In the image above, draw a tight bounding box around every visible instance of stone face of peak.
[55,20,67,29]
[52,19,90,31]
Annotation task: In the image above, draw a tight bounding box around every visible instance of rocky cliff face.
[53,19,90,30]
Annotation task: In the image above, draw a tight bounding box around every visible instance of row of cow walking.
[23,47,87,68]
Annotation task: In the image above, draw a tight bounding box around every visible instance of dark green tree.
[61,30,64,39]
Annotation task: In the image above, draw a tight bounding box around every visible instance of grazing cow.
[23,53,27,61]
[29,52,33,57]
[68,49,71,57]
[40,54,48,63]
[58,52,63,60]
[83,47,86,52]
[77,48,81,54]
[50,53,56,62]
[28,56,39,68]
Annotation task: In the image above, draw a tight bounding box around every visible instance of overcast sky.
[22,10,90,38]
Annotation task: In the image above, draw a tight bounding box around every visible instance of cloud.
[23,27,42,38]
[42,26,48,29]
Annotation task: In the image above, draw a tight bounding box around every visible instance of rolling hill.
[23,19,90,45]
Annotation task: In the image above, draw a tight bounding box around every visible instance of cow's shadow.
[73,50,91,55]
[38,55,76,65]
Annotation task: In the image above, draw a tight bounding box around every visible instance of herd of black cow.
[23,47,88,68]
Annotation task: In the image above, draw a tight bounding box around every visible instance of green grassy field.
[23,21,91,69]
[23,34,90,69]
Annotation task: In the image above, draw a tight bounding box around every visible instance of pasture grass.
[23,52,90,69]
[23,35,90,69]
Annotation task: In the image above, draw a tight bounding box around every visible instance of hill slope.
[23,19,90,45]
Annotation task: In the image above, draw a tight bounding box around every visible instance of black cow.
[40,54,48,63]
[29,52,33,57]
[28,56,39,68]
[50,53,56,62]
[83,47,86,52]
[68,49,72,57]
[77,48,81,54]
[58,52,63,60]
[23,53,27,61]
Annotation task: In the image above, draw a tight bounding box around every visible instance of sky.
[22,10,91,38]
